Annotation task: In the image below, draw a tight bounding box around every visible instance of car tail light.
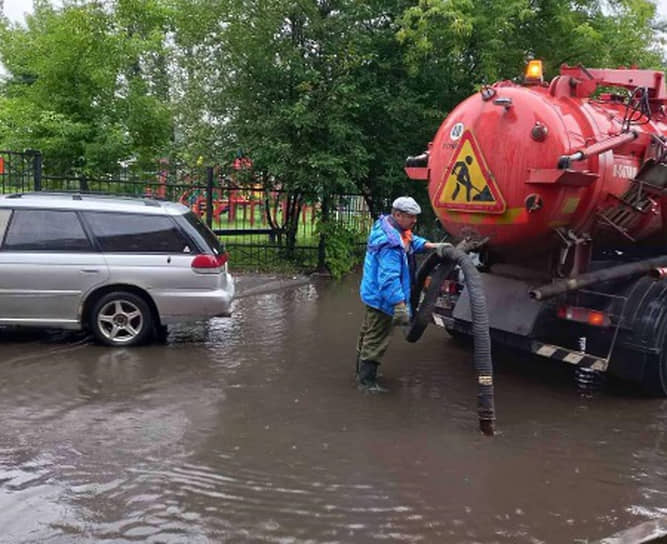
[191,253,228,273]
[442,279,460,295]
[557,305,611,327]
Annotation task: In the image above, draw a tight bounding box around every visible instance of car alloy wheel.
[91,291,153,346]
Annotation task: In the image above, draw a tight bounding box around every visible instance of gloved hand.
[393,303,410,327]
[432,242,453,258]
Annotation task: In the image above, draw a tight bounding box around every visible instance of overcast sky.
[3,0,55,21]
[3,0,33,21]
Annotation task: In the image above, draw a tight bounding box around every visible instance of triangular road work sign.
[435,130,505,213]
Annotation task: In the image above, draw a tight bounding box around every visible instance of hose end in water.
[479,419,495,436]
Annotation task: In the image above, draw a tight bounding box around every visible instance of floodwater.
[0,272,665,544]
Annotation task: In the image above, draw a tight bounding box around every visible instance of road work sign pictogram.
[436,131,505,213]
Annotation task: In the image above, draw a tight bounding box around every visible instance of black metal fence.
[0,151,372,270]
[0,150,42,193]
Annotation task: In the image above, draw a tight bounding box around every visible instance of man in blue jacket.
[356,196,448,392]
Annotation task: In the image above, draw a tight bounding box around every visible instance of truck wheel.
[614,276,667,397]
[90,291,154,347]
[640,335,667,397]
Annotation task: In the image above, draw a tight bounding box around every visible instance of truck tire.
[639,315,667,397]
[90,291,154,347]
[641,346,667,397]
[612,276,667,396]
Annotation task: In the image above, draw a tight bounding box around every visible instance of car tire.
[90,291,154,347]
[155,324,169,344]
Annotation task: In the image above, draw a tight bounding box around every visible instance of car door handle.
[80,269,100,274]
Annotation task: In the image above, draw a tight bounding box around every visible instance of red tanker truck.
[405,61,667,395]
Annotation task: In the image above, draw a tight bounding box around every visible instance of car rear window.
[183,211,223,254]
[0,209,10,242]
[3,209,92,251]
[83,212,192,253]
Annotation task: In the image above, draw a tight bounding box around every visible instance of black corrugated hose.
[405,250,496,436]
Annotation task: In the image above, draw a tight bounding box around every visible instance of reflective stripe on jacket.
[359,215,427,316]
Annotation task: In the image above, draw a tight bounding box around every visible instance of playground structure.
[176,183,319,229]
[153,158,371,237]
[171,176,326,246]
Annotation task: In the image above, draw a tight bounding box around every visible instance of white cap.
[392,196,421,215]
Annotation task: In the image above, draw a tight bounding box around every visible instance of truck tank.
[406,63,667,395]
[406,63,666,272]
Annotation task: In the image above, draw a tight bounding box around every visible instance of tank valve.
[405,152,429,168]
[493,97,513,111]
[531,122,548,142]
[525,194,543,213]
[481,86,496,101]
[557,152,584,169]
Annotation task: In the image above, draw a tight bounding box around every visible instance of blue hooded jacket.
[360,215,427,316]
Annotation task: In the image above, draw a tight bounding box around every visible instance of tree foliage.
[188,0,451,215]
[0,0,664,197]
[397,0,665,102]
[0,0,172,175]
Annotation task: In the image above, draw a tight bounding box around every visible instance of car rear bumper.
[153,272,235,323]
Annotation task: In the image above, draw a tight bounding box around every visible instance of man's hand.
[393,303,410,327]
[432,242,453,258]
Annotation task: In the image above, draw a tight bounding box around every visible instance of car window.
[0,209,11,243]
[183,211,222,254]
[83,212,192,253]
[3,209,92,251]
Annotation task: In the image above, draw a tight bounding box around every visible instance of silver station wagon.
[0,192,235,346]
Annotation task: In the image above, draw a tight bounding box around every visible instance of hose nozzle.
[479,419,495,436]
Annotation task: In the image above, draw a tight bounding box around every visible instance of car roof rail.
[6,191,80,198]
[4,191,168,207]
[5,191,85,200]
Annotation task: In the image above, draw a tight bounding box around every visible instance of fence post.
[317,196,329,271]
[32,151,42,192]
[206,166,214,229]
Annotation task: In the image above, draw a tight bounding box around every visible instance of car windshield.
[183,211,223,254]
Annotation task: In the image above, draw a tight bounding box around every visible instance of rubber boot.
[356,360,388,393]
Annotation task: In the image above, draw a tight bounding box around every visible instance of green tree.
[167,0,233,166]
[0,0,172,175]
[397,0,665,99]
[181,0,448,263]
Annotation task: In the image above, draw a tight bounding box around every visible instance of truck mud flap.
[531,340,609,371]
